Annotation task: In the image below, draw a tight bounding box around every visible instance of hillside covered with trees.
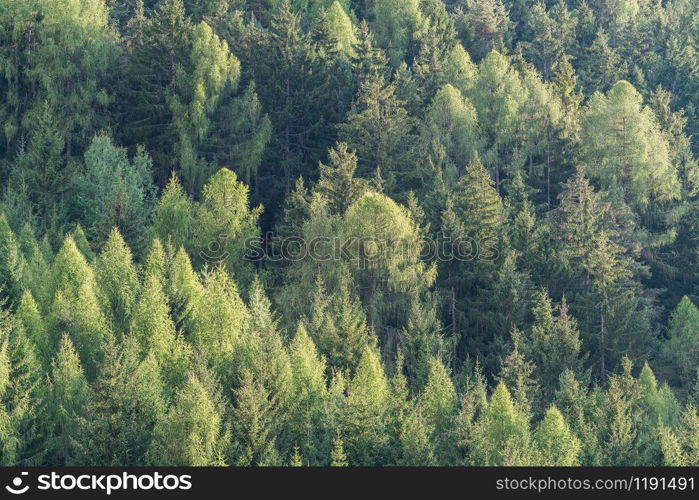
[0,0,698,466]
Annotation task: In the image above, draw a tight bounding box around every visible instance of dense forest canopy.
[0,0,698,466]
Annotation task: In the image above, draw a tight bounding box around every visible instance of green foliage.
[73,136,156,253]
[469,383,533,465]
[581,80,680,209]
[0,0,696,468]
[150,372,227,465]
[341,345,391,465]
[46,335,90,465]
[661,296,699,392]
[534,405,581,466]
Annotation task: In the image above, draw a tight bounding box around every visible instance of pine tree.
[523,290,583,404]
[329,432,349,466]
[72,136,156,253]
[194,267,250,377]
[419,84,480,188]
[580,80,680,209]
[231,370,281,466]
[658,405,699,466]
[469,383,533,465]
[460,0,512,61]
[398,406,437,466]
[230,278,292,462]
[497,328,539,411]
[316,142,369,215]
[79,339,165,465]
[48,236,108,377]
[0,214,25,305]
[46,335,90,465]
[130,274,178,366]
[351,21,389,83]
[95,228,140,333]
[152,173,194,253]
[594,358,641,465]
[370,0,421,66]
[578,29,625,94]
[442,43,477,95]
[338,76,416,193]
[418,357,458,463]
[534,405,581,466]
[143,237,168,284]
[400,295,446,394]
[71,225,95,262]
[166,247,204,336]
[342,345,391,465]
[0,324,47,465]
[306,277,371,373]
[15,291,49,368]
[660,296,699,392]
[150,372,227,466]
[287,324,329,465]
[195,168,261,285]
[466,51,527,191]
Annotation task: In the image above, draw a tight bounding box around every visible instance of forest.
[0,0,698,467]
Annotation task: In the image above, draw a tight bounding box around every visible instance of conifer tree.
[534,405,581,466]
[0,214,25,305]
[400,295,447,394]
[130,274,178,365]
[418,357,458,463]
[46,335,90,465]
[658,405,699,466]
[15,291,49,368]
[370,0,421,66]
[523,290,583,404]
[0,324,47,465]
[287,324,329,465]
[469,383,533,466]
[342,345,391,466]
[442,43,477,95]
[166,247,204,336]
[143,237,168,284]
[231,369,281,466]
[152,174,194,253]
[95,229,140,333]
[338,76,416,193]
[306,277,371,373]
[580,80,680,209]
[73,136,156,252]
[79,339,165,465]
[329,432,349,466]
[459,0,512,61]
[195,267,250,377]
[150,373,227,466]
[316,143,369,215]
[195,168,261,285]
[398,406,437,466]
[48,236,108,377]
[660,296,699,392]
